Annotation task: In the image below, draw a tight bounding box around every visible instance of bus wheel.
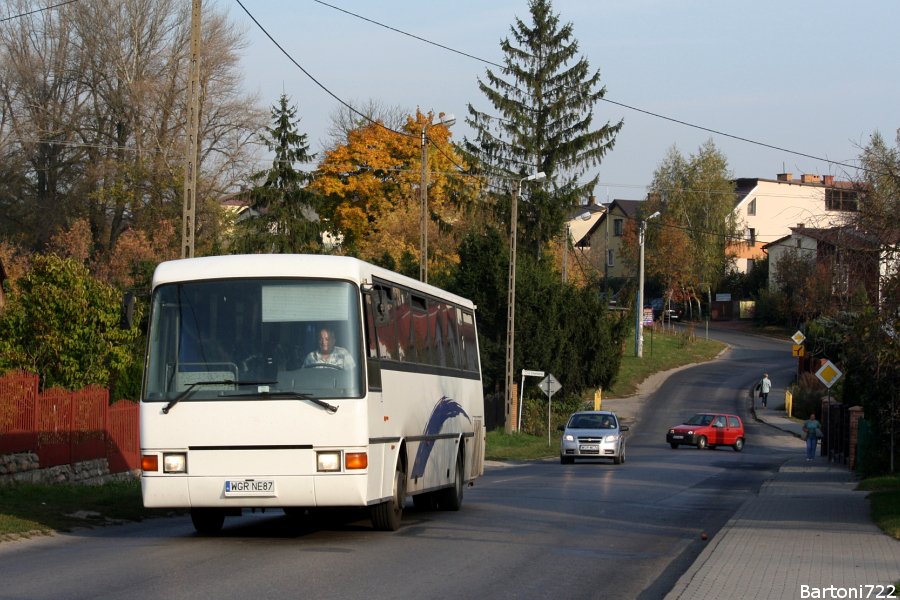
[371,460,406,531]
[191,508,225,534]
[438,452,464,512]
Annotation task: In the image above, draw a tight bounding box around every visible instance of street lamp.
[635,210,660,357]
[505,171,546,433]
[420,113,456,283]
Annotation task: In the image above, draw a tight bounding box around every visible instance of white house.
[730,173,861,274]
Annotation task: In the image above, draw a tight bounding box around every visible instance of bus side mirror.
[120,292,135,330]
[373,289,390,328]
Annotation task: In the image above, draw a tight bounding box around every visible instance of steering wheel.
[302,362,342,370]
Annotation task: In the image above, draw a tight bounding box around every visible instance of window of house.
[747,199,756,216]
[606,249,614,267]
[826,189,859,212]
[796,239,802,248]
[746,228,756,247]
[747,258,755,272]
[613,219,623,236]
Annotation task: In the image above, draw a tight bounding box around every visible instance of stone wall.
[0,452,140,488]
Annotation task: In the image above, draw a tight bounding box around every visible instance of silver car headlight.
[163,453,186,473]
[564,434,575,441]
[605,435,619,442]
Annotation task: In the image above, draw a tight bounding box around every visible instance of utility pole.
[420,127,428,283]
[504,184,519,434]
[505,172,545,433]
[181,0,202,259]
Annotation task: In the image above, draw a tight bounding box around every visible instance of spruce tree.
[232,95,323,254]
[463,0,623,254]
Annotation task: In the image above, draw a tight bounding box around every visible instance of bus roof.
[151,254,475,309]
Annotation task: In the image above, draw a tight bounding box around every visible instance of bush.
[0,255,141,390]
[521,392,585,438]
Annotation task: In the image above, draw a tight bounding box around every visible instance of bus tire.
[191,508,225,534]
[371,459,406,531]
[438,451,464,512]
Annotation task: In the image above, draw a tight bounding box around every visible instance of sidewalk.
[665,409,900,599]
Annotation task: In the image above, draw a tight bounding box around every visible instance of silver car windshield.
[568,415,617,429]
[144,279,363,402]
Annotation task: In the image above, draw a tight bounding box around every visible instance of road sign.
[791,331,806,345]
[642,308,654,326]
[522,370,545,377]
[792,345,805,357]
[815,360,843,389]
[538,374,562,397]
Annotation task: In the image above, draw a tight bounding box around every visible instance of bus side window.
[395,288,416,363]
[363,295,379,359]
[411,294,431,365]
[460,310,479,373]
[428,299,446,368]
[362,294,382,390]
[374,288,399,361]
[442,303,459,369]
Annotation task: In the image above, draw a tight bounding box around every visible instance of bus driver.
[304,327,356,370]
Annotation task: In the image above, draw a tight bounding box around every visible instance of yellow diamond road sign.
[791,331,806,345]
[815,360,842,389]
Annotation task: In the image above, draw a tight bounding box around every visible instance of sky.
[228,0,900,202]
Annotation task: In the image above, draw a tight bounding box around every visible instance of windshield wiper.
[226,390,339,414]
[162,380,276,414]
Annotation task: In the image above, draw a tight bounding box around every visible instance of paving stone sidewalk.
[664,454,900,600]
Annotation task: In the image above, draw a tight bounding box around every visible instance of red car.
[667,413,745,451]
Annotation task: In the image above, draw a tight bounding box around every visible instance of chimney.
[777,173,793,182]
[800,174,819,183]
[823,175,834,186]
[797,223,805,229]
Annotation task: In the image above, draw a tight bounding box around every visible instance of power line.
[234,0,416,141]
[310,0,869,176]
[0,0,79,23]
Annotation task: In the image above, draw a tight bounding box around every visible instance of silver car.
[557,410,629,465]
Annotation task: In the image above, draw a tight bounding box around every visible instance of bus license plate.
[579,444,599,451]
[225,480,275,497]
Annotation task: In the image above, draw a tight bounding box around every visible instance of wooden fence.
[0,370,139,472]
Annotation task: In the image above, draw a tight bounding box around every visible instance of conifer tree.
[232,95,323,254]
[463,0,623,254]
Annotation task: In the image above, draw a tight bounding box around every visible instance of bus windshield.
[144,278,363,403]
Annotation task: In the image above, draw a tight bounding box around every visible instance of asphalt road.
[0,327,803,600]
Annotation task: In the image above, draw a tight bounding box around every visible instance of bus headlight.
[317,451,341,472]
[163,453,186,473]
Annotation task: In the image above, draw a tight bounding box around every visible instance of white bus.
[137,255,485,533]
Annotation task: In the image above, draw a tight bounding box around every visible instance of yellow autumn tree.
[312,110,479,277]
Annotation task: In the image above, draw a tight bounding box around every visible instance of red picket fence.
[0,370,140,472]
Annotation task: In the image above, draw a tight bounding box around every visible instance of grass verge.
[0,480,180,537]
[856,476,900,540]
[605,325,725,398]
[485,429,563,461]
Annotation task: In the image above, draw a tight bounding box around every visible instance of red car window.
[728,417,741,428]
